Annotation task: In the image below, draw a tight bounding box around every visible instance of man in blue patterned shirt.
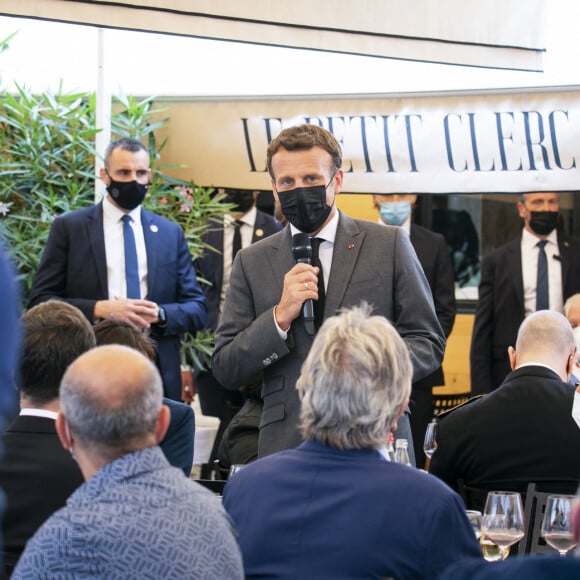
[13,344,243,579]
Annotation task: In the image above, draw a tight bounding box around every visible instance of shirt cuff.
[273,306,289,340]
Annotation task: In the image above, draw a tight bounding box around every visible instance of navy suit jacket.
[470,231,580,394]
[223,440,481,579]
[161,398,195,477]
[28,203,208,400]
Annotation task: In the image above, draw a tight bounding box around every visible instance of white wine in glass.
[480,537,510,561]
[482,491,525,557]
[541,494,578,557]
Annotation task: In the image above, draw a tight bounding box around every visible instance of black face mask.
[277,179,334,234]
[529,211,559,236]
[106,175,148,211]
[224,189,255,214]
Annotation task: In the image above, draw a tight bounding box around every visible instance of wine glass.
[465,510,482,540]
[482,491,525,558]
[541,494,578,557]
[423,421,437,459]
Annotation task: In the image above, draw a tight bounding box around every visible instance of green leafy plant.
[0,80,229,370]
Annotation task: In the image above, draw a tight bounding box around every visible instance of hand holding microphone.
[273,234,320,334]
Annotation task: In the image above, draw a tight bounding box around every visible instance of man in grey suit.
[212,124,445,458]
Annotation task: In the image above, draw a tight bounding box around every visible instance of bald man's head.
[60,345,164,456]
[509,311,575,381]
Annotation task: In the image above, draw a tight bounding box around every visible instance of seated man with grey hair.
[222,304,481,579]
[13,345,243,579]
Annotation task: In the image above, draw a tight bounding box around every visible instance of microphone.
[553,254,562,261]
[292,233,315,336]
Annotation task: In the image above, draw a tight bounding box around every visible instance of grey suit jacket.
[212,212,445,457]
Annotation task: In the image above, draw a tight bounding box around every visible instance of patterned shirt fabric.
[13,446,243,579]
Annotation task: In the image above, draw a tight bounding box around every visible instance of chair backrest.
[520,481,580,555]
[456,479,490,513]
[458,480,579,555]
[194,478,227,496]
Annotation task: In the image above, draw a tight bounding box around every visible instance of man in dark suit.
[28,137,207,401]
[470,192,580,395]
[430,310,580,492]
[212,124,445,459]
[0,301,92,575]
[223,305,481,579]
[374,193,456,464]
[195,189,282,419]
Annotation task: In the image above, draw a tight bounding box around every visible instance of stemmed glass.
[423,421,437,459]
[482,491,525,558]
[465,510,482,540]
[541,494,578,557]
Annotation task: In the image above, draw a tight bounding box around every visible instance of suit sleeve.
[160,226,208,336]
[432,235,456,338]
[470,254,495,395]
[28,217,99,320]
[393,230,446,383]
[212,251,292,390]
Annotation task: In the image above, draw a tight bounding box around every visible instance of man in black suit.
[195,189,282,463]
[374,193,456,464]
[470,192,580,395]
[430,310,580,492]
[0,301,92,574]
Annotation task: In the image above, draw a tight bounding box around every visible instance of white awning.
[0,0,545,72]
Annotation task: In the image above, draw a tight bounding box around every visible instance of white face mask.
[572,328,580,383]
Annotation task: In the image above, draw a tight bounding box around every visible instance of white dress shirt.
[521,227,562,316]
[102,196,148,300]
[221,206,258,315]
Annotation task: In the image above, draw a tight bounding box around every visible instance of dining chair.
[519,481,579,555]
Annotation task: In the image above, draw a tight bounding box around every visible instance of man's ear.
[99,166,109,185]
[154,405,171,443]
[508,346,517,371]
[55,411,73,451]
[390,399,409,432]
[567,347,577,378]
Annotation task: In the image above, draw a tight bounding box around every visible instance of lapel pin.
[348,243,355,249]
[256,228,264,238]
[150,225,159,233]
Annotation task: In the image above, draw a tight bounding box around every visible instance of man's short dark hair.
[266,124,342,179]
[20,301,95,404]
[104,138,148,168]
[93,319,157,362]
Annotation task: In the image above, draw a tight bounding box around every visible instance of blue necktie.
[536,240,549,311]
[122,214,140,299]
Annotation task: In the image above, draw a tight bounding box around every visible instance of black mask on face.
[224,189,255,214]
[529,210,559,236]
[277,177,334,233]
[106,173,148,211]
